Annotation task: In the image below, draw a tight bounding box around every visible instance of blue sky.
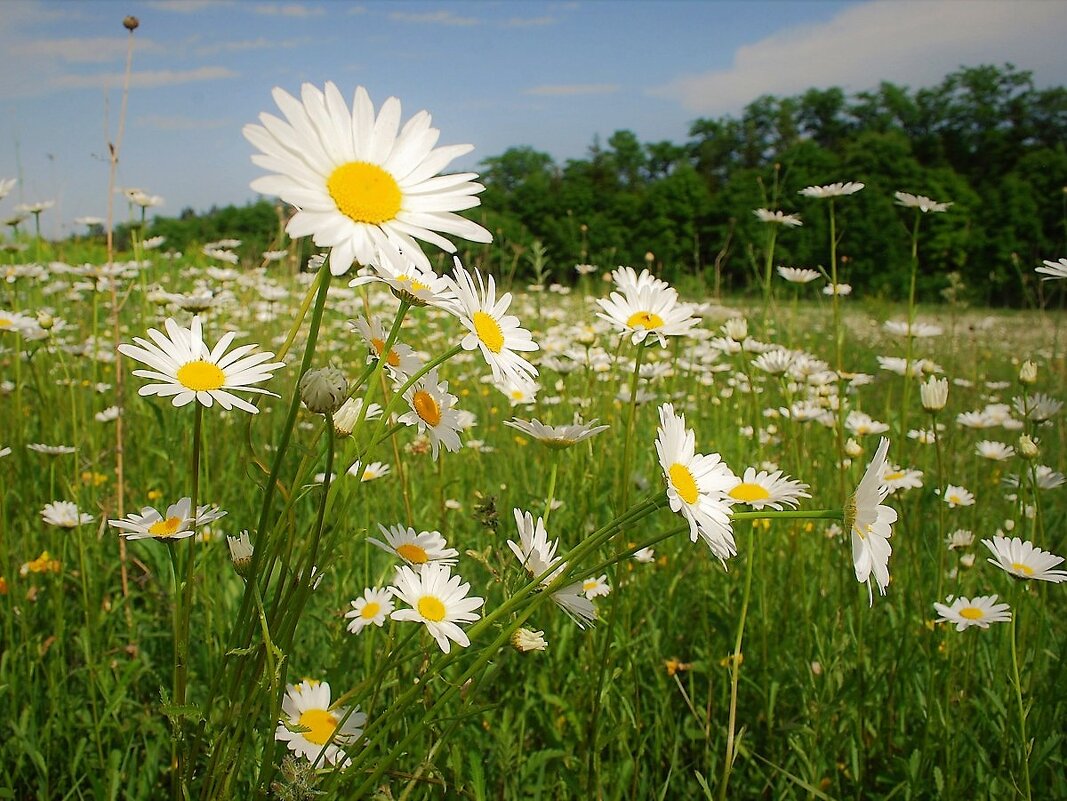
[2,0,1066,238]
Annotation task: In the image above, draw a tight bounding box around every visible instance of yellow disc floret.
[327,161,402,225]
[473,311,505,354]
[176,360,226,392]
[297,708,338,745]
[668,463,699,505]
[417,595,447,622]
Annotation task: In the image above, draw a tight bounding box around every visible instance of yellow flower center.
[326,161,402,225]
[959,607,985,620]
[668,463,699,505]
[729,482,771,502]
[370,338,400,367]
[360,601,381,620]
[583,579,598,592]
[395,274,429,293]
[176,360,226,392]
[0,317,11,328]
[396,543,429,564]
[417,595,447,622]
[1011,562,1034,576]
[626,311,664,330]
[412,390,441,427]
[884,471,904,481]
[473,311,504,354]
[148,516,184,538]
[297,708,338,746]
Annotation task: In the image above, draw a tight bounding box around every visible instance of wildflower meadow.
[1,19,1066,801]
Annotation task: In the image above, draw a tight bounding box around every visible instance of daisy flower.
[108,497,226,542]
[41,501,94,528]
[919,376,949,411]
[345,587,395,634]
[596,281,700,348]
[609,266,669,294]
[244,82,492,276]
[349,315,423,379]
[847,437,897,604]
[753,208,802,227]
[846,411,890,437]
[822,283,852,296]
[398,368,463,459]
[118,316,284,414]
[933,595,1011,631]
[389,563,484,654]
[508,508,563,579]
[275,680,366,767]
[503,417,609,450]
[941,484,975,508]
[1036,258,1067,280]
[27,443,76,456]
[368,523,459,566]
[894,192,952,213]
[655,403,739,561]
[880,464,924,494]
[446,260,538,385]
[581,574,611,599]
[349,256,458,309]
[799,181,865,198]
[982,536,1067,583]
[727,467,810,510]
[777,266,821,284]
[347,460,391,481]
[511,628,548,652]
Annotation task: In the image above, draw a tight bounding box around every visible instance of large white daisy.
[244,82,492,276]
[389,563,484,654]
[596,281,700,348]
[118,316,284,414]
[655,403,739,561]
[847,437,897,604]
[275,680,365,768]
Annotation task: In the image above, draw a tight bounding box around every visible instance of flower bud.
[1017,434,1039,460]
[722,317,748,342]
[844,438,863,458]
[123,15,139,31]
[1019,360,1037,385]
[299,367,348,415]
[36,311,54,330]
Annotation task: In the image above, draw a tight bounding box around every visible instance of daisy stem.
[761,224,778,327]
[542,461,558,526]
[1009,611,1033,801]
[718,524,756,801]
[348,300,411,438]
[933,411,947,603]
[173,402,203,797]
[899,210,922,439]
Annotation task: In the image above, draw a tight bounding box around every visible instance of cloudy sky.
[2,0,1065,237]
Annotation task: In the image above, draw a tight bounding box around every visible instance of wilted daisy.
[275,680,365,767]
[894,192,952,213]
[847,437,897,604]
[390,563,484,653]
[982,536,1067,583]
[244,82,492,276]
[368,523,458,566]
[503,417,609,450]
[777,266,822,284]
[941,485,975,508]
[753,208,802,227]
[1035,258,1067,280]
[945,529,974,550]
[446,260,538,385]
[511,628,548,652]
[398,369,463,459]
[933,595,1011,631]
[727,467,810,510]
[345,587,395,634]
[118,316,284,414]
[41,501,94,528]
[655,403,739,561]
[920,376,949,411]
[799,181,865,198]
[108,497,226,542]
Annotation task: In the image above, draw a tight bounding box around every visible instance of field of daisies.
[2,79,1066,801]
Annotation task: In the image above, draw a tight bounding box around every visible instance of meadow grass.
[0,242,1064,800]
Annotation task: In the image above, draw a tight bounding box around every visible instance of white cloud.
[389,10,480,26]
[653,0,1067,115]
[193,36,310,56]
[150,0,233,11]
[525,83,619,97]
[53,66,238,90]
[502,15,555,28]
[136,114,228,130]
[253,3,325,17]
[10,37,162,64]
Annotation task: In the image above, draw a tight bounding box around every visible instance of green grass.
[0,248,1064,800]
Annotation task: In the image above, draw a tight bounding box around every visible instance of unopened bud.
[1019,360,1037,385]
[723,317,748,342]
[36,312,54,330]
[123,15,139,31]
[1017,434,1039,460]
[844,438,863,458]
[299,367,348,415]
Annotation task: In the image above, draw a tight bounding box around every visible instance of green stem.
[1010,610,1033,801]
